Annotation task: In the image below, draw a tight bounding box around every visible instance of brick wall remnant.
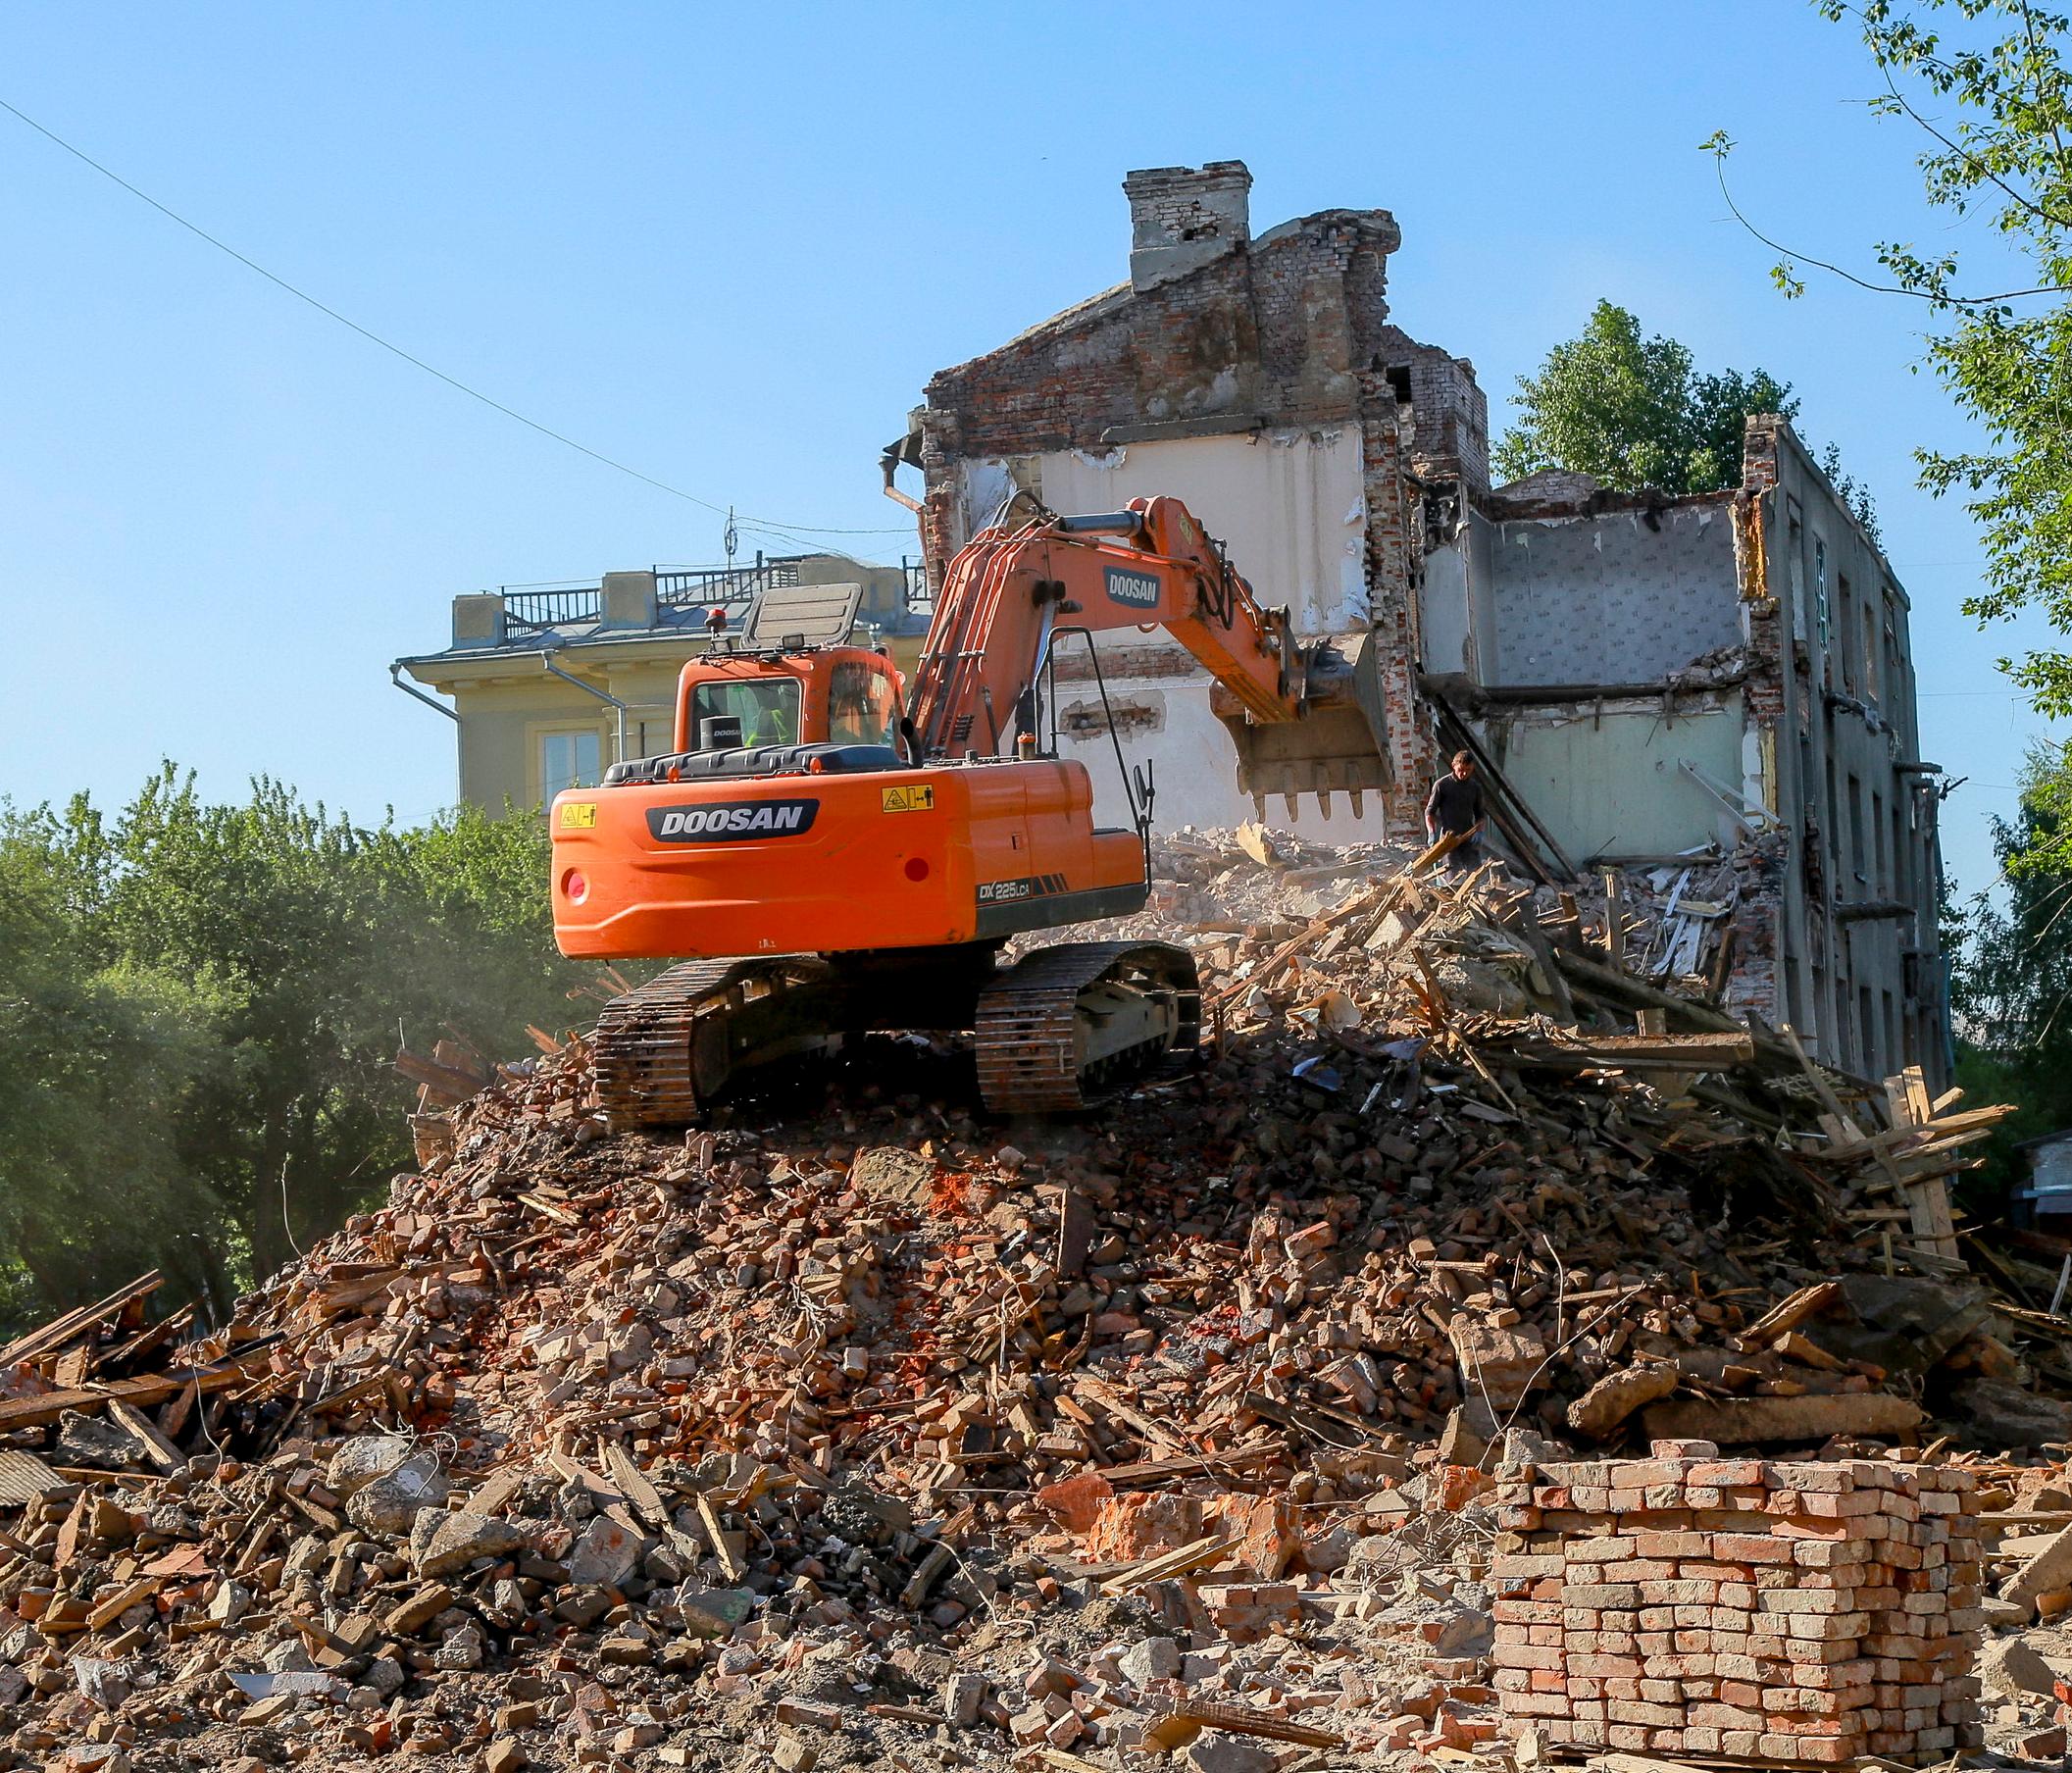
[1491,1441,1983,1763]
[1123,161,1253,291]
[910,160,1494,839]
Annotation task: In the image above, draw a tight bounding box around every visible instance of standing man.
[1424,749,1487,874]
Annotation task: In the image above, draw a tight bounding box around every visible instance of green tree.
[1710,3,2072,804]
[1949,741,2072,1195]
[1493,300,1801,496]
[0,771,594,1318]
[0,833,232,1313]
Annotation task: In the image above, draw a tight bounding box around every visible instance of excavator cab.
[667,651,898,755]
[646,582,901,757]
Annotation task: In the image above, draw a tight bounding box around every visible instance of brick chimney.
[1123,161,1252,292]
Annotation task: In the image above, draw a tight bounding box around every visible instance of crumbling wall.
[1739,415,1949,1085]
[1481,695,1748,862]
[913,166,1465,840]
[1486,502,1740,685]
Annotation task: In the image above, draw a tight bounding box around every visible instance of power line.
[0,94,917,544]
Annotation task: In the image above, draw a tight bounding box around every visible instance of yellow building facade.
[396,554,925,814]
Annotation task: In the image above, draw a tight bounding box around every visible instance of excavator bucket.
[1211,632,1392,819]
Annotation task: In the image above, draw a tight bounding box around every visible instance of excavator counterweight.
[550,495,1391,1123]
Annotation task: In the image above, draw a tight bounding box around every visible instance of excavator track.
[973,941,1201,1115]
[592,955,834,1128]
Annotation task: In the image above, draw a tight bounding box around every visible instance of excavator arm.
[908,495,1390,812]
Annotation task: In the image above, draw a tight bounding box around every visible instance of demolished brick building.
[889,160,1949,1083]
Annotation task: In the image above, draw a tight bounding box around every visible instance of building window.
[1863,593,1881,705]
[1893,799,1909,902]
[1813,536,1830,647]
[1872,788,1887,893]
[1859,984,1877,1075]
[1787,503,1805,638]
[1837,574,1855,693]
[540,730,601,800]
[1847,774,1866,886]
[1826,753,1841,873]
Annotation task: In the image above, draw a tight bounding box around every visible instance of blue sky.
[0,1,2059,900]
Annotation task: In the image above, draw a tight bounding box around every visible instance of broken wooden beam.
[1638,1392,1924,1446]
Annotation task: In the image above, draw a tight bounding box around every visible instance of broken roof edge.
[394,628,719,684]
[923,206,1402,391]
[1477,478,1738,526]
[1749,414,1909,607]
[1479,416,1906,601]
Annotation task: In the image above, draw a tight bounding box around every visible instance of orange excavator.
[550,495,1391,1121]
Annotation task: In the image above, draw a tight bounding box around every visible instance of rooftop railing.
[489,553,932,639]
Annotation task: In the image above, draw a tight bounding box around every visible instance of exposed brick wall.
[1356,369,1439,830]
[922,221,1390,461]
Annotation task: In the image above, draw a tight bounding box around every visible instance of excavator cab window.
[689,678,799,750]
[828,658,896,747]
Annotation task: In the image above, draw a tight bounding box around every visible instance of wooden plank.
[1095,1447,1284,1488]
[0,1359,262,1434]
[0,1273,164,1370]
[1410,830,1466,875]
[694,1494,745,1583]
[1098,1533,1235,1596]
[603,1443,669,1529]
[1164,1699,1345,1748]
[1740,1281,1843,1345]
[1884,1071,1959,1261]
[391,1047,485,1106]
[105,1401,184,1472]
[1534,1032,1755,1066]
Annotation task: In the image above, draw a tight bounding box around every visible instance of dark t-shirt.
[1426,773,1484,835]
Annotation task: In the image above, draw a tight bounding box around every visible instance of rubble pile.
[1132,826,1743,999]
[1492,1444,1982,1762]
[0,839,2043,1769]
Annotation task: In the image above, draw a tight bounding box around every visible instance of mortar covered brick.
[1491,1451,1982,1764]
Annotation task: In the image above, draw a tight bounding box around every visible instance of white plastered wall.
[1004,430,1390,837]
[1483,696,1748,861]
[1029,429,1369,634]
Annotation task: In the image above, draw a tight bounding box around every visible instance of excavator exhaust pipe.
[1211,632,1392,817]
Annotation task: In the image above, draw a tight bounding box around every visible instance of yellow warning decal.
[559,802,598,828]
[881,785,935,814]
